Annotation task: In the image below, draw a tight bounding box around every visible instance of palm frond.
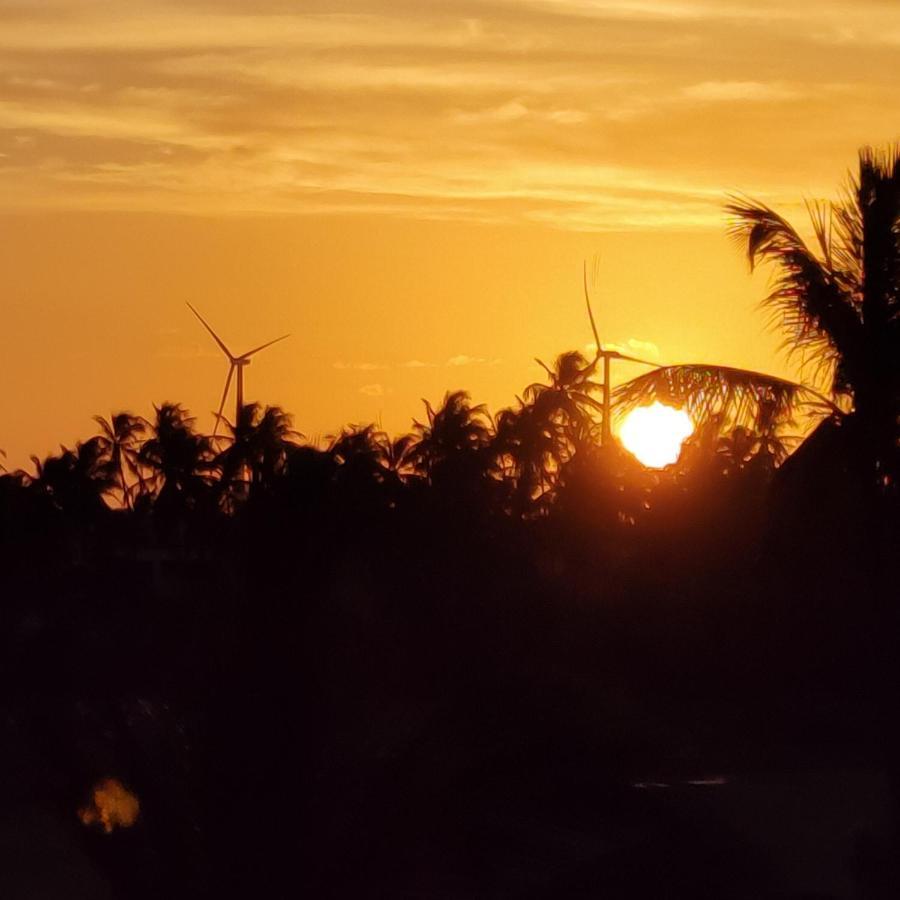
[725,196,862,380]
[855,144,900,326]
[613,363,838,435]
[805,199,834,273]
[534,358,554,381]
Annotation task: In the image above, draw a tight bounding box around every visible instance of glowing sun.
[619,402,694,468]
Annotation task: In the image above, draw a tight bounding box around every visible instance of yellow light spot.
[78,777,140,833]
[619,402,694,468]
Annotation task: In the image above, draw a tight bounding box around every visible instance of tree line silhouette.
[0,145,898,899]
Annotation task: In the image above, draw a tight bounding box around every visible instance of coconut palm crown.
[614,145,900,488]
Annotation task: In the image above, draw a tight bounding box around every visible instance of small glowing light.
[619,402,694,468]
[78,777,140,833]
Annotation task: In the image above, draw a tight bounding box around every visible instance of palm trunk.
[853,391,900,868]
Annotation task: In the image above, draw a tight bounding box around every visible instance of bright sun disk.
[618,402,694,468]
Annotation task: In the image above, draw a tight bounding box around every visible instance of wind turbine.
[187,303,290,435]
[581,261,658,446]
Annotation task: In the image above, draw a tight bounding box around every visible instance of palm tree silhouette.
[329,424,387,475]
[376,431,416,481]
[139,403,214,516]
[93,412,147,509]
[326,424,409,511]
[614,143,900,839]
[216,403,298,508]
[30,437,114,518]
[527,350,604,448]
[494,351,603,516]
[615,145,899,488]
[494,404,560,515]
[409,390,495,489]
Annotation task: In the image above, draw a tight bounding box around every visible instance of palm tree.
[326,424,406,512]
[406,392,504,519]
[614,146,900,834]
[139,403,214,516]
[615,146,899,489]
[377,432,416,482]
[408,390,495,488]
[93,412,147,509]
[526,350,605,449]
[30,437,114,518]
[372,429,418,505]
[279,443,338,511]
[494,404,559,515]
[329,424,387,477]
[493,351,603,516]
[216,403,299,508]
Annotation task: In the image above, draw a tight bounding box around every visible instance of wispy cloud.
[0,0,897,227]
[454,100,590,125]
[359,383,385,397]
[333,360,389,371]
[625,337,659,357]
[592,337,660,358]
[446,354,502,367]
[681,81,800,102]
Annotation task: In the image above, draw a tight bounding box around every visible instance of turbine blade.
[608,351,659,367]
[240,333,290,359]
[583,260,601,355]
[187,302,235,361]
[213,364,235,437]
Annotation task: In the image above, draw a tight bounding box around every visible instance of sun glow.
[618,402,694,468]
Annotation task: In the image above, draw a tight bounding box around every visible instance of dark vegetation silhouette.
[1,146,898,899]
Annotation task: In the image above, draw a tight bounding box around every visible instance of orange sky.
[1,0,899,466]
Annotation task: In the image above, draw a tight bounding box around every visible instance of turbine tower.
[581,262,658,446]
[187,303,290,435]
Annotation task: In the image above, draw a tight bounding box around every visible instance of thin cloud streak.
[681,81,801,102]
[333,361,389,371]
[447,355,502,367]
[1,0,898,227]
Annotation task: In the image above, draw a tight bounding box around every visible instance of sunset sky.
[2,0,899,465]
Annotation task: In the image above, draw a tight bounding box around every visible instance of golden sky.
[1,0,899,464]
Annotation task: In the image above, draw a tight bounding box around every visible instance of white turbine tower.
[187,303,290,435]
